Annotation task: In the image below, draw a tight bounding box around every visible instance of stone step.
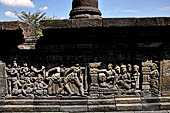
[141,97,160,103]
[88,98,115,105]
[116,97,141,104]
[4,99,33,105]
[116,103,142,111]
[4,98,116,105]
[2,97,170,112]
[88,104,116,112]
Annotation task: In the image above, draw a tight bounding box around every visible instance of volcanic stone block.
[141,97,160,103]
[135,111,168,113]
[88,98,115,105]
[160,97,170,103]
[161,60,170,96]
[136,18,158,26]
[167,18,170,26]
[3,105,34,112]
[0,62,6,98]
[5,99,33,105]
[71,19,102,28]
[103,18,137,27]
[33,98,60,112]
[60,105,87,112]
[142,103,160,111]
[0,98,4,112]
[33,105,60,112]
[160,103,170,110]
[40,19,72,29]
[60,98,88,105]
[115,97,141,104]
[116,104,142,111]
[141,97,160,111]
[156,17,168,26]
[88,105,116,112]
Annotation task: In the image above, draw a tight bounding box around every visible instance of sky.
[1,0,170,21]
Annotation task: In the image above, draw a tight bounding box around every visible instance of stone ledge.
[0,18,170,30]
[39,17,170,29]
[0,21,24,30]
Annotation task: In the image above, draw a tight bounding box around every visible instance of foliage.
[15,11,46,38]
[44,16,56,20]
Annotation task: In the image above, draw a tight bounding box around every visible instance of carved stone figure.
[30,65,46,77]
[20,63,31,77]
[12,75,26,97]
[118,65,132,90]
[132,65,140,90]
[22,77,34,97]
[5,64,12,96]
[98,73,109,88]
[114,65,121,76]
[127,64,133,75]
[46,67,64,96]
[98,64,118,90]
[12,78,22,96]
[34,74,48,97]
[150,63,159,95]
[64,64,85,97]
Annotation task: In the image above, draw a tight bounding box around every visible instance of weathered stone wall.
[1,18,170,112]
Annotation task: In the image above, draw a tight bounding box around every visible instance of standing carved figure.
[115,65,121,76]
[150,63,159,95]
[132,65,140,90]
[21,63,31,77]
[46,67,64,96]
[5,64,12,96]
[64,64,85,96]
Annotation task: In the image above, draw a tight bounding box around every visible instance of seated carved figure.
[98,73,109,88]
[12,75,26,96]
[118,65,132,90]
[12,79,22,96]
[22,77,34,97]
[98,63,118,90]
[34,74,48,97]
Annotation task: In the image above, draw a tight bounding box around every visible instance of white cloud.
[59,17,66,19]
[5,11,17,18]
[120,9,137,13]
[159,6,170,11]
[40,6,48,11]
[0,0,35,8]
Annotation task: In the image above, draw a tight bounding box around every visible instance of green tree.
[15,11,46,38]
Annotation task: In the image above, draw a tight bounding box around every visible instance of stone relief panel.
[93,63,141,96]
[4,59,160,98]
[161,60,170,96]
[5,61,87,97]
[142,60,159,96]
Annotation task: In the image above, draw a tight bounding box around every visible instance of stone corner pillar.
[0,61,7,98]
[88,62,101,97]
[70,0,102,19]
